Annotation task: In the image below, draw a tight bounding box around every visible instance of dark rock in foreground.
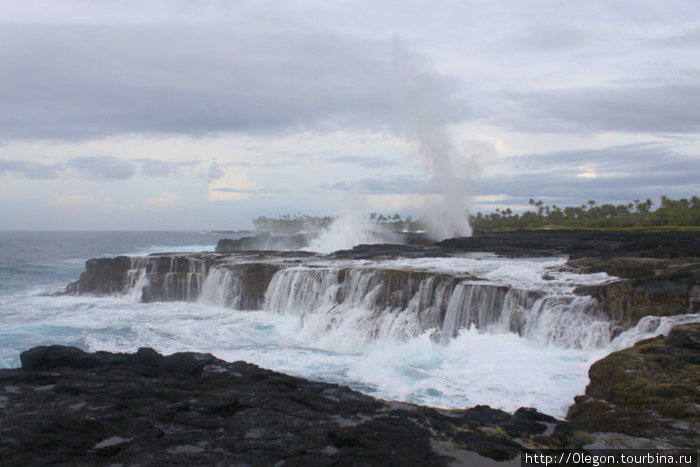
[567,323,700,448]
[0,346,575,466]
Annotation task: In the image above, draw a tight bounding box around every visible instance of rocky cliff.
[570,257,700,328]
[0,346,575,465]
[567,323,700,448]
[16,229,700,461]
[65,254,286,308]
[2,325,696,464]
[66,230,700,336]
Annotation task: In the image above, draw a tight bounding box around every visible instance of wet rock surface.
[64,255,133,295]
[0,346,576,465]
[49,229,700,458]
[570,256,700,327]
[440,229,700,259]
[567,323,700,448]
[215,229,700,259]
[216,232,318,252]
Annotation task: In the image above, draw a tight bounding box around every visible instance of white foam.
[305,214,385,254]
[608,313,700,351]
[128,244,215,255]
[2,291,698,418]
[345,328,599,417]
[3,249,698,420]
[262,259,615,350]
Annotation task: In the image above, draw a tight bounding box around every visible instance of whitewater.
[0,231,696,419]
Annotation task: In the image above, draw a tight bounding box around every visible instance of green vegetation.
[252,212,427,233]
[252,214,336,233]
[367,212,427,231]
[471,196,700,231]
[253,196,700,233]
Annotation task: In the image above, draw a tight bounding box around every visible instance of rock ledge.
[0,345,574,465]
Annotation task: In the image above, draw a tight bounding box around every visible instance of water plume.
[394,40,472,240]
[307,193,386,253]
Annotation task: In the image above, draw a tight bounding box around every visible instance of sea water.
[0,231,696,419]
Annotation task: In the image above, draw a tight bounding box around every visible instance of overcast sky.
[1,0,699,230]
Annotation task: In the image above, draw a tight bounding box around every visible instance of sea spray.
[307,194,394,253]
[262,259,616,350]
[394,39,472,240]
[307,212,379,254]
[6,229,697,421]
[608,313,700,351]
[310,42,474,252]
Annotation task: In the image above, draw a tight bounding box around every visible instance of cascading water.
[103,251,698,417]
[198,267,244,308]
[3,228,698,419]
[125,257,149,301]
[119,254,618,350]
[520,295,614,349]
[261,264,614,350]
[122,255,211,302]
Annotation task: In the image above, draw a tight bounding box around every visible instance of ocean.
[0,230,695,419]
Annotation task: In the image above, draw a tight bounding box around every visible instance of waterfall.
[125,257,149,301]
[117,255,280,308]
[608,313,700,351]
[94,254,622,349]
[198,267,243,307]
[263,266,612,349]
[519,295,614,349]
[122,255,209,302]
[264,267,340,314]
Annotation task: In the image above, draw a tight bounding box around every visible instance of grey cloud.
[135,158,180,177]
[501,26,588,53]
[652,28,700,48]
[474,144,700,205]
[0,23,419,141]
[0,156,177,180]
[67,156,137,180]
[0,159,62,179]
[331,176,442,195]
[207,161,225,181]
[325,144,700,208]
[326,156,397,168]
[210,187,257,194]
[512,143,699,179]
[505,85,700,134]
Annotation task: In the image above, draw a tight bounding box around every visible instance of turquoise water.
[0,230,693,418]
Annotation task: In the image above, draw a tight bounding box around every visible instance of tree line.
[471,196,700,230]
[252,212,427,232]
[252,196,700,233]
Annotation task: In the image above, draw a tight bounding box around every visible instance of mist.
[310,42,473,252]
[394,41,473,240]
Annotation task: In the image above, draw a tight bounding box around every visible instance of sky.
[1,0,699,230]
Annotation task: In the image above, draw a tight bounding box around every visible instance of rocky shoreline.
[4,229,698,464]
[1,323,697,464]
[568,323,699,449]
[0,345,572,465]
[65,229,700,333]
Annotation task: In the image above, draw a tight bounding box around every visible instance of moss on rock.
[567,323,700,447]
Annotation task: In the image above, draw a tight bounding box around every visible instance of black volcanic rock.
[330,242,449,260]
[65,256,133,295]
[328,229,700,260]
[216,232,317,252]
[439,229,700,259]
[570,256,700,327]
[0,346,578,465]
[567,323,700,448]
